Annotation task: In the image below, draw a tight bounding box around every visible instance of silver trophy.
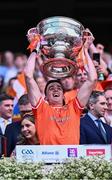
[27,16,85,78]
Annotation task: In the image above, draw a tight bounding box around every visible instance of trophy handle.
[26,27,38,42]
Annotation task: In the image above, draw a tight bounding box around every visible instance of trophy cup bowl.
[28,16,85,78]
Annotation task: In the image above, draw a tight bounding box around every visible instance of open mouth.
[53,93,60,97]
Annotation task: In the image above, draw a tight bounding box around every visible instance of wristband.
[32,49,37,54]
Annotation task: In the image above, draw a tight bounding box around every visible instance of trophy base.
[40,58,77,78]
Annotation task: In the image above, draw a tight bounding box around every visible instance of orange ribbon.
[76,58,84,70]
[72,45,82,56]
[27,34,41,52]
[76,47,88,71]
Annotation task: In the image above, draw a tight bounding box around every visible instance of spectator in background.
[0,93,14,134]
[80,91,112,144]
[104,87,112,127]
[17,93,32,118]
[98,45,112,74]
[5,94,32,157]
[12,53,28,100]
[60,71,88,117]
[17,113,39,145]
[86,34,110,79]
[74,61,103,92]
[14,53,27,73]
[5,53,28,118]
[96,43,112,76]
[5,77,17,98]
[60,76,75,92]
[0,52,11,79]
[81,33,106,91]
[74,68,88,89]
[11,113,39,157]
[0,75,4,93]
[0,65,7,80]
[2,51,18,86]
[60,67,101,117]
[60,75,77,103]
[103,52,112,74]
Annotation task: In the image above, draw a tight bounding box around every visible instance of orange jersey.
[94,81,104,92]
[64,81,104,104]
[64,89,78,104]
[32,97,83,145]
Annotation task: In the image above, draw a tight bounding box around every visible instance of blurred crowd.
[0,29,112,157]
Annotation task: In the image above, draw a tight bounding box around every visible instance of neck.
[49,101,63,107]
[89,111,100,119]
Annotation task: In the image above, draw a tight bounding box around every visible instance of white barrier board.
[16,144,112,163]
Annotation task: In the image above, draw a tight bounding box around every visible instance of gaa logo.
[21,149,34,154]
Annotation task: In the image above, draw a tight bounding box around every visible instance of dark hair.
[22,113,35,124]
[44,79,63,96]
[87,91,105,109]
[104,87,112,92]
[0,93,14,104]
[8,77,17,86]
[18,94,30,105]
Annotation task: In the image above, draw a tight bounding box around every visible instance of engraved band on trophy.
[27,16,85,78]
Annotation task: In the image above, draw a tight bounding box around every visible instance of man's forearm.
[24,51,42,107]
[24,52,37,79]
[84,48,97,82]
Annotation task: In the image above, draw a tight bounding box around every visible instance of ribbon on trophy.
[76,47,88,71]
[27,34,41,52]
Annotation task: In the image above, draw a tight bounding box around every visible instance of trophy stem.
[55,52,65,58]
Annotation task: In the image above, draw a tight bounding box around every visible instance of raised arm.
[77,34,97,107]
[24,52,42,107]
[89,39,108,77]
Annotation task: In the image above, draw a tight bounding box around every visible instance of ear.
[89,103,94,110]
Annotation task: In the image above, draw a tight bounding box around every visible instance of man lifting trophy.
[24,16,97,146]
[26,16,89,78]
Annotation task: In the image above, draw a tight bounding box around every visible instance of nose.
[53,88,59,92]
[81,76,85,80]
[53,86,59,91]
[9,105,13,110]
[104,104,108,110]
[22,126,27,132]
[81,76,86,81]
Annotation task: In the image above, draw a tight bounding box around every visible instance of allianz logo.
[42,151,59,155]
[42,151,54,155]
